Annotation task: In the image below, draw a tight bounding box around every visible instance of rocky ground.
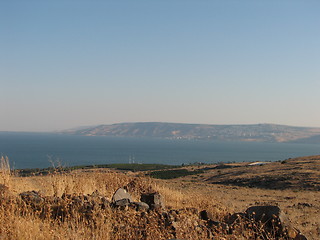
[0,155,319,239]
[0,183,308,239]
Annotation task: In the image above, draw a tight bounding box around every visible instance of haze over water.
[1,132,319,169]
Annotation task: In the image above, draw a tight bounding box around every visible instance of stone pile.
[19,190,110,220]
[140,192,164,210]
[111,187,152,211]
[15,187,308,239]
[18,187,165,221]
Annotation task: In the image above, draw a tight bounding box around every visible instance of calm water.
[0,132,319,169]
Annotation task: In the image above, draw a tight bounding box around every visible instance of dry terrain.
[0,155,319,239]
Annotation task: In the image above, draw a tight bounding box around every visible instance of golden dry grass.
[162,180,320,239]
[162,156,320,239]
[0,155,319,239]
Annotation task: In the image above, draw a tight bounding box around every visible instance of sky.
[1,0,320,131]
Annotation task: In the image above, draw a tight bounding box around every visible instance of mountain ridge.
[62,122,320,143]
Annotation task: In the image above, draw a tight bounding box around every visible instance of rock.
[112,188,132,203]
[245,205,302,238]
[245,205,284,223]
[114,198,130,207]
[163,211,180,226]
[200,209,225,232]
[245,205,286,235]
[131,202,149,211]
[19,191,45,213]
[140,192,164,210]
[20,191,44,205]
[111,188,132,209]
[199,210,214,221]
[294,233,308,240]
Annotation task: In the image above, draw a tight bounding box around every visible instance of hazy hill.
[290,134,320,144]
[62,122,320,143]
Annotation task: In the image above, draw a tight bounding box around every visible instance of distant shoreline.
[61,122,320,143]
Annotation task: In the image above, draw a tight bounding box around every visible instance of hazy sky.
[1,0,320,131]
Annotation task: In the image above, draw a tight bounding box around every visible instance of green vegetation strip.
[16,163,179,177]
[96,163,179,171]
[148,169,204,179]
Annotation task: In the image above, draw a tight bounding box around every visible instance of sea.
[0,132,319,169]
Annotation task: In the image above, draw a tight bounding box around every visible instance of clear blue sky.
[1,0,320,131]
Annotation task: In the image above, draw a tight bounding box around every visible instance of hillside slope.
[63,122,320,143]
[178,155,320,191]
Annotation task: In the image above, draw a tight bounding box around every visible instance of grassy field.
[1,155,319,239]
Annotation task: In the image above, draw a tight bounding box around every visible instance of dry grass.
[162,180,320,239]
[163,156,320,239]
[0,156,11,187]
[192,156,320,191]
[1,156,319,239]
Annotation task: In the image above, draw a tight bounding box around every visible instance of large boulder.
[111,188,133,209]
[112,188,132,203]
[245,205,307,239]
[140,192,164,210]
[245,205,284,223]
